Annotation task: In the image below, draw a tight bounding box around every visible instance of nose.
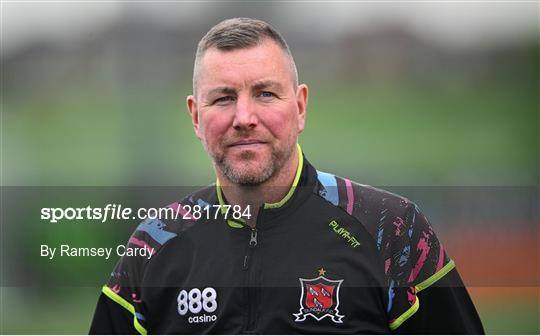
[232,95,258,131]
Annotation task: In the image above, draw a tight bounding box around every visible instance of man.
[90,18,484,334]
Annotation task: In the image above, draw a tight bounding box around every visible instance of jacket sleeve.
[89,292,141,335]
[393,267,485,334]
[382,203,484,333]
[88,218,168,335]
[88,214,181,334]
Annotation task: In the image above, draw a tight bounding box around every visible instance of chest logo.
[293,272,345,323]
[177,287,218,324]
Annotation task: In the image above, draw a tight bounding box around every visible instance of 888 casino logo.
[177,287,218,324]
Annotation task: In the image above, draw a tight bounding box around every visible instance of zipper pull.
[249,229,258,247]
[243,229,258,270]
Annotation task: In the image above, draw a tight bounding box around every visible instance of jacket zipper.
[242,227,258,332]
[243,228,258,270]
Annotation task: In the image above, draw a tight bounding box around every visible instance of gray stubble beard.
[214,143,294,186]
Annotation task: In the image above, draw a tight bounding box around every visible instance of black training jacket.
[90,149,484,334]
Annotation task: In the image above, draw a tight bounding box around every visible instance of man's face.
[187,39,308,185]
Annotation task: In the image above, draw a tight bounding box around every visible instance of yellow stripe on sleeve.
[389,260,457,330]
[101,285,148,335]
[389,296,420,331]
[415,260,456,293]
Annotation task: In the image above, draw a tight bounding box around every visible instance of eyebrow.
[206,86,237,98]
[252,80,284,92]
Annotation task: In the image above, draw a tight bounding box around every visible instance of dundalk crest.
[293,271,345,323]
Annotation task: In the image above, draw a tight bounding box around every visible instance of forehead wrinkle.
[197,41,295,93]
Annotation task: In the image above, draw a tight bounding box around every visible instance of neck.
[217,145,300,227]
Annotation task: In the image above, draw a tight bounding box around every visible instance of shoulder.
[132,184,217,251]
[104,184,217,290]
[313,170,413,240]
[312,169,451,281]
[110,184,217,272]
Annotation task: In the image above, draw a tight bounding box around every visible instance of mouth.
[227,140,267,148]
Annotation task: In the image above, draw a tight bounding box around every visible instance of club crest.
[293,275,344,323]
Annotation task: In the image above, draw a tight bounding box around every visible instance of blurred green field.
[476,300,539,334]
[3,81,538,186]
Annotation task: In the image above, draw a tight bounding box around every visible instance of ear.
[295,84,308,133]
[187,95,202,139]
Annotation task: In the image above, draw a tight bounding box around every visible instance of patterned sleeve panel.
[103,216,179,335]
[382,202,454,330]
[317,176,455,330]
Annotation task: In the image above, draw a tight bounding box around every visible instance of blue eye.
[260,91,275,98]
